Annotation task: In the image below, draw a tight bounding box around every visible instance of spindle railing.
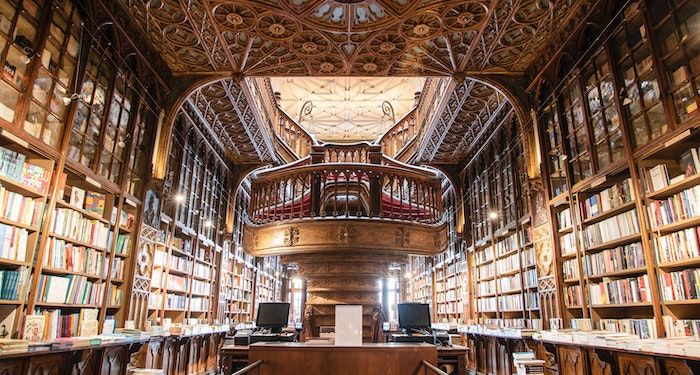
[379,107,418,158]
[248,162,443,225]
[277,111,314,159]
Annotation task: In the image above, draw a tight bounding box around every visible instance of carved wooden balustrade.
[379,108,418,158]
[248,162,443,226]
[276,111,314,159]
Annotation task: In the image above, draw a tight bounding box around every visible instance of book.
[680,148,700,176]
[649,164,670,192]
[102,318,115,334]
[68,186,85,208]
[2,62,15,82]
[83,191,106,216]
[24,315,45,341]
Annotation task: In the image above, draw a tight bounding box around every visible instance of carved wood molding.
[118,0,594,77]
[244,218,448,256]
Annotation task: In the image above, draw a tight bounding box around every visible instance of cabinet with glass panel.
[535,0,700,337]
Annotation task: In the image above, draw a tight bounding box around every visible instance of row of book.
[36,274,104,305]
[663,316,700,339]
[0,269,21,300]
[598,318,658,339]
[478,263,495,279]
[563,259,579,280]
[647,185,700,228]
[525,290,539,310]
[42,238,106,277]
[194,262,211,279]
[0,145,50,193]
[0,223,28,262]
[0,185,44,226]
[579,178,635,220]
[111,258,125,280]
[478,279,495,296]
[169,255,192,274]
[524,269,537,288]
[564,285,583,306]
[653,226,700,264]
[560,232,576,256]
[498,274,521,292]
[584,242,646,277]
[658,268,700,301]
[167,274,188,292]
[190,297,209,312]
[28,308,99,340]
[522,247,536,267]
[475,246,494,264]
[115,233,129,255]
[557,207,572,229]
[646,146,700,192]
[496,252,520,273]
[166,293,186,310]
[583,209,640,247]
[108,285,122,305]
[495,233,517,256]
[588,274,651,305]
[498,294,523,311]
[477,297,496,312]
[192,279,211,295]
[435,290,460,303]
[51,208,110,248]
[63,186,107,217]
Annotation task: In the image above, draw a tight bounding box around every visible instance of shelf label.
[1,130,28,148]
[664,129,690,148]
[85,176,101,188]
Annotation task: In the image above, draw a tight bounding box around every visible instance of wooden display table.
[221,343,468,375]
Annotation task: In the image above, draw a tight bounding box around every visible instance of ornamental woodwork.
[588,350,616,375]
[617,353,657,375]
[118,0,593,77]
[28,355,62,375]
[100,347,127,375]
[559,346,585,375]
[0,362,22,375]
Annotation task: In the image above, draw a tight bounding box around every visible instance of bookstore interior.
[0,0,697,374]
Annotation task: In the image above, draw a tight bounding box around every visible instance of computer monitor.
[397,303,431,335]
[256,302,290,333]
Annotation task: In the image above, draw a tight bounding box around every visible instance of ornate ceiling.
[181,79,275,163]
[418,79,513,164]
[117,0,597,166]
[271,77,424,142]
[119,0,591,76]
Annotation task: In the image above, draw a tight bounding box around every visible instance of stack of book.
[512,352,544,375]
[0,339,28,354]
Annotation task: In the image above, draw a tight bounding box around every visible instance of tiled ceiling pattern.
[271,77,424,142]
[119,0,591,76]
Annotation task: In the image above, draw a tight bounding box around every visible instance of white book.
[45,276,69,303]
[649,164,670,192]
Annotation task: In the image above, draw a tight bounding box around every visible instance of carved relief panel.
[617,353,657,375]
[558,346,585,375]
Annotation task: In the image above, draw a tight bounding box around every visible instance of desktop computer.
[391,303,450,346]
[247,302,296,344]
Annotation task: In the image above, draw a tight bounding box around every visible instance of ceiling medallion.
[412,24,430,37]
[379,42,396,53]
[302,42,318,53]
[320,62,335,73]
[363,62,378,72]
[225,13,244,26]
[457,12,475,26]
[269,23,287,36]
[333,0,365,3]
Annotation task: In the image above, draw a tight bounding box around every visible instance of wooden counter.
[221,343,468,375]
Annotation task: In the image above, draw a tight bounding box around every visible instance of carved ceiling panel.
[119,0,593,76]
[183,79,274,163]
[419,79,513,164]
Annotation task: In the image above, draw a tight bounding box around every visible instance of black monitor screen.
[397,303,431,330]
[256,302,290,329]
